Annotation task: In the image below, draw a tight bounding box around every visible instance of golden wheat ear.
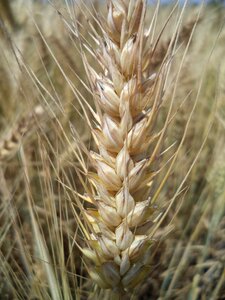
[73,0,181,293]
[0,105,44,162]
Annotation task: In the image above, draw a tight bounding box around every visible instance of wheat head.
[0,105,44,162]
[79,0,178,293]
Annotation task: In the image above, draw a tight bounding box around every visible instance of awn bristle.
[81,0,173,292]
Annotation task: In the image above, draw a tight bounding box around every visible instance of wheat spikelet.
[76,0,179,293]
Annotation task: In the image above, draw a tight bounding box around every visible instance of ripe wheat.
[0,105,44,162]
[79,0,177,292]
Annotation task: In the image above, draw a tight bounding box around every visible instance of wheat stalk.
[74,0,179,293]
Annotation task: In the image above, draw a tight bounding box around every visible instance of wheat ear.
[0,105,44,162]
[80,0,174,292]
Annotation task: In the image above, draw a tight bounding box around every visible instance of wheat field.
[0,0,225,299]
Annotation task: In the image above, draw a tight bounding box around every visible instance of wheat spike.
[0,105,44,162]
[81,0,174,292]
[150,16,200,71]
